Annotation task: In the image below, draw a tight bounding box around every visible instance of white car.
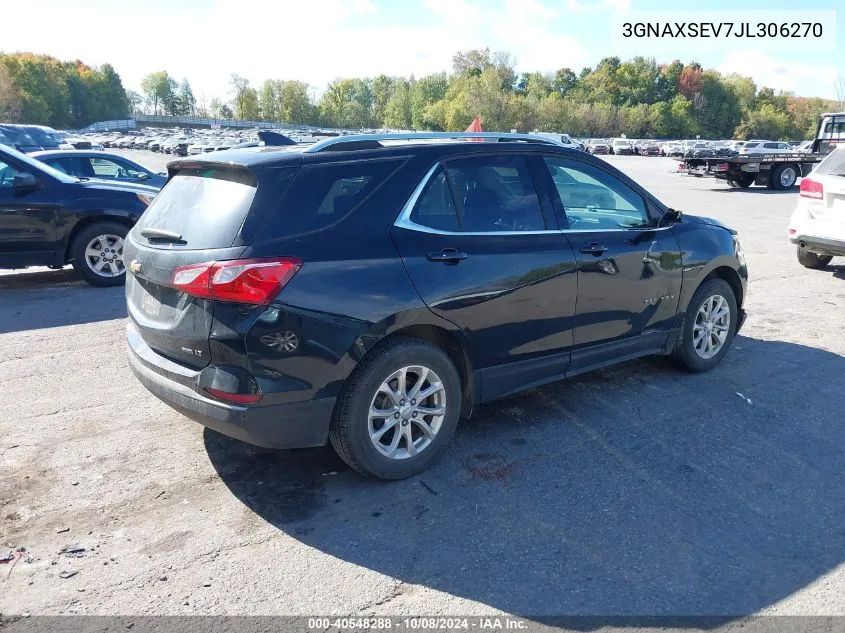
[533,132,581,150]
[187,139,209,155]
[611,138,634,155]
[739,140,794,155]
[788,147,845,268]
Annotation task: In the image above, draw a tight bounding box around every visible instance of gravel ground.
[2,151,845,617]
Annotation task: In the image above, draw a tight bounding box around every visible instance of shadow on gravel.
[0,269,125,334]
[206,335,845,620]
[715,186,799,195]
[828,265,845,281]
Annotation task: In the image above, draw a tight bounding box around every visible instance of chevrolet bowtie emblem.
[129,260,142,274]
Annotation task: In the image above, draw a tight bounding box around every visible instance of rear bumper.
[127,324,334,449]
[789,234,845,256]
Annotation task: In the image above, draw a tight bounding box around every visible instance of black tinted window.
[409,167,460,232]
[445,155,544,232]
[261,159,403,239]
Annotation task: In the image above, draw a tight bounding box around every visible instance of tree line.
[137,50,839,140]
[1,50,840,140]
[0,53,128,129]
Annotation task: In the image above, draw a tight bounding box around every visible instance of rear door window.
[444,155,545,232]
[259,159,404,240]
[90,157,146,179]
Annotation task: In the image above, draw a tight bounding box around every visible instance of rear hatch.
[807,150,845,224]
[124,160,298,369]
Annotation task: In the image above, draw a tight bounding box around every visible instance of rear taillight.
[800,178,824,199]
[171,258,301,305]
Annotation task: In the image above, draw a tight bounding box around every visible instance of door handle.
[427,248,468,264]
[579,243,608,256]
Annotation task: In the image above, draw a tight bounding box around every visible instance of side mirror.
[137,173,149,180]
[13,173,38,190]
[665,208,683,223]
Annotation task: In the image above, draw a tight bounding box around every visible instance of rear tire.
[736,173,754,188]
[797,245,832,269]
[329,337,462,480]
[674,278,738,373]
[771,164,798,190]
[70,222,129,287]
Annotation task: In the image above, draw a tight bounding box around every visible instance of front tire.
[674,278,738,373]
[70,222,128,287]
[329,338,462,480]
[797,245,832,269]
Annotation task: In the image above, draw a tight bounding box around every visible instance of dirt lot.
[2,151,845,617]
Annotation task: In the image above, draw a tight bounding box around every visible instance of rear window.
[258,159,404,240]
[815,147,845,177]
[135,167,258,249]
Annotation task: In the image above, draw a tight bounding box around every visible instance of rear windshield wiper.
[140,227,184,243]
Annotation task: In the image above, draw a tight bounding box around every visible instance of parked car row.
[580,136,814,158]
[87,126,334,157]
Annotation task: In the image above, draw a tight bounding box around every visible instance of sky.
[4,0,844,104]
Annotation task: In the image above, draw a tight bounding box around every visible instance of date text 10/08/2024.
[307,618,529,630]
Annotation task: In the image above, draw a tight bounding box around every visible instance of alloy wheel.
[368,365,446,460]
[692,294,731,359]
[84,234,125,278]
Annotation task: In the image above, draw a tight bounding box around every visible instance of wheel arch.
[383,324,475,418]
[63,214,134,263]
[340,321,477,420]
[702,265,744,311]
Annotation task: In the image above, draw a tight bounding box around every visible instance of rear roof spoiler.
[258,130,297,146]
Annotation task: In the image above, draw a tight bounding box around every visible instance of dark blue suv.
[125,133,747,479]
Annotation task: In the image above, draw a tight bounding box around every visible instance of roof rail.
[303,132,562,153]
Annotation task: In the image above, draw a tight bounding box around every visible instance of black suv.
[0,144,157,286]
[125,133,747,480]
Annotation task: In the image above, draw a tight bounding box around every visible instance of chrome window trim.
[393,162,674,237]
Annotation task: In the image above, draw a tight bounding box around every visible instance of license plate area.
[141,292,161,318]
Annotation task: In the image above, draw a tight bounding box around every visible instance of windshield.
[24,127,60,147]
[0,126,40,147]
[0,143,79,183]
